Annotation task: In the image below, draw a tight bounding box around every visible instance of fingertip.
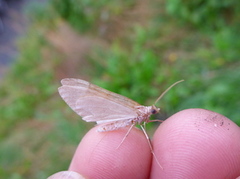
[69,126,152,178]
[152,108,240,178]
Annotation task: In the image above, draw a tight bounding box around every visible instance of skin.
[48,109,240,179]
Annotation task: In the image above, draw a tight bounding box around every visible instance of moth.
[58,78,183,169]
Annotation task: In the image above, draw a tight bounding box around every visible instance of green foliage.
[163,0,240,125]
[50,0,135,32]
[166,0,240,30]
[165,0,240,62]
[0,30,55,136]
[211,28,240,61]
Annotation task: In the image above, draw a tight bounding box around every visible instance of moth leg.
[140,125,163,170]
[116,123,135,149]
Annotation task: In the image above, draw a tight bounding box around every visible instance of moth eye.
[151,109,157,114]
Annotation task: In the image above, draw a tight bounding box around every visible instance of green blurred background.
[0,0,240,178]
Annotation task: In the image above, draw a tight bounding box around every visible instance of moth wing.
[58,78,139,123]
[60,78,140,108]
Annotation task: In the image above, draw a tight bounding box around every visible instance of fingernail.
[47,171,85,179]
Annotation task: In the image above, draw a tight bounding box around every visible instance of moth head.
[151,105,160,114]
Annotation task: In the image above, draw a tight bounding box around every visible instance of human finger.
[69,126,152,178]
[151,108,240,178]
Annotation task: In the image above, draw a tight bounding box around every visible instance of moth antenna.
[154,80,184,105]
[140,125,163,170]
[116,124,135,149]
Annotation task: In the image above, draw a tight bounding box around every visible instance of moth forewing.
[60,78,140,109]
[59,81,139,124]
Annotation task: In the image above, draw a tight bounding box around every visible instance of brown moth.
[58,78,184,169]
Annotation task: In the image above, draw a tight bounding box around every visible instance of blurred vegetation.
[166,0,240,30]
[51,0,135,32]
[0,0,239,178]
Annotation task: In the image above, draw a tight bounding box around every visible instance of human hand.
[48,109,240,179]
